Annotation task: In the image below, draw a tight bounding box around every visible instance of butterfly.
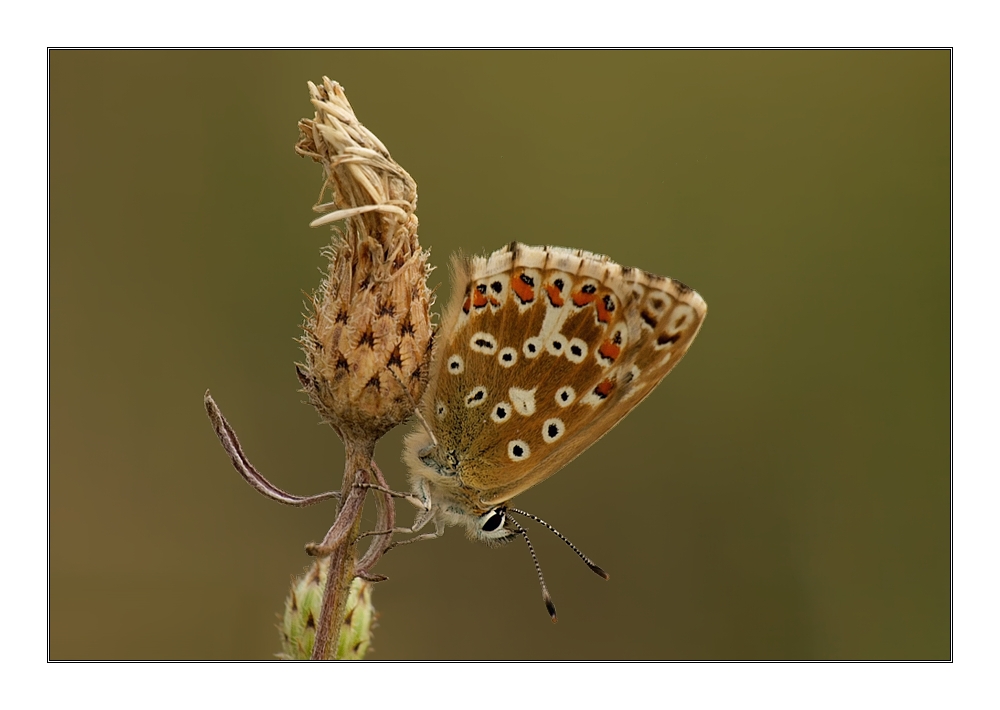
[395,242,707,620]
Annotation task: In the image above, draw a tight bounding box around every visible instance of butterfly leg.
[386,518,445,550]
[356,515,443,545]
[354,476,437,538]
[355,482,429,511]
[355,489,436,539]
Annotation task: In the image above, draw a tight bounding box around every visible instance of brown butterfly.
[396,242,707,620]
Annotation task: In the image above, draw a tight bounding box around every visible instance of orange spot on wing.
[489,296,500,307]
[545,284,564,307]
[598,340,621,361]
[594,378,615,399]
[572,290,598,307]
[472,290,489,308]
[511,274,535,303]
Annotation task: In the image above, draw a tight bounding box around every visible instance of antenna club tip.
[544,595,558,622]
[590,564,610,580]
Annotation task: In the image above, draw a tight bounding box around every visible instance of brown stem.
[204,391,341,507]
[310,438,375,661]
[354,461,396,578]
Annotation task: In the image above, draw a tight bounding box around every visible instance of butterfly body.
[402,242,707,548]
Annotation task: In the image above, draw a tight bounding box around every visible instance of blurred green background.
[50,50,949,660]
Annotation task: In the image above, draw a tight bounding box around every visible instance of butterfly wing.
[415,243,706,508]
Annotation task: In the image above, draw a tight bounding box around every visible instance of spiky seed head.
[295,78,433,443]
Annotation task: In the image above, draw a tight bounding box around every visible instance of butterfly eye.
[481,508,506,533]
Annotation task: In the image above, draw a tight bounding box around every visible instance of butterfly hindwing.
[419,243,706,507]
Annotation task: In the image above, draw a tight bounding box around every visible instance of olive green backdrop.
[49,50,950,660]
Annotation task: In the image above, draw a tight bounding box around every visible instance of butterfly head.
[472,505,518,545]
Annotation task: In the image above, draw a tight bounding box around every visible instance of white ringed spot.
[508,387,537,416]
[434,401,447,419]
[497,347,518,368]
[646,293,674,317]
[446,354,465,375]
[465,386,488,408]
[470,332,497,354]
[507,439,531,461]
[523,337,543,359]
[491,402,512,423]
[665,304,695,334]
[555,386,576,407]
[546,333,569,357]
[566,338,588,363]
[542,418,566,443]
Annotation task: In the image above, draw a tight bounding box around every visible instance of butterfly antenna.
[410,406,438,448]
[509,507,610,580]
[386,367,438,447]
[508,516,558,623]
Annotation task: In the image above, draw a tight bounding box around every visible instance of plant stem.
[310,438,375,660]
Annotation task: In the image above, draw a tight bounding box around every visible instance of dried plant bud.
[279,561,375,660]
[296,78,433,442]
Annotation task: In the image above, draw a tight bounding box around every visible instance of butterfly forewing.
[419,243,706,507]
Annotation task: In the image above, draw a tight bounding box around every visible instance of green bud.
[279,560,375,660]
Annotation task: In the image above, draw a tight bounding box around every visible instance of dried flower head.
[295,78,433,443]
